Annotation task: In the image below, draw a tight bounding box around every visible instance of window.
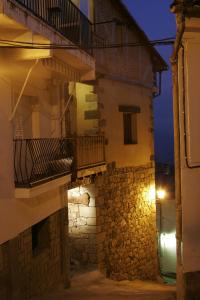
[123,113,138,145]
[118,105,140,145]
[32,218,50,255]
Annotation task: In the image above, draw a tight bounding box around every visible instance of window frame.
[123,112,138,145]
[118,105,140,146]
[32,218,50,256]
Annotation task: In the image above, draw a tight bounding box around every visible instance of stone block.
[77,217,87,226]
[68,204,79,213]
[89,197,96,207]
[79,225,96,234]
[79,206,96,218]
[87,218,96,226]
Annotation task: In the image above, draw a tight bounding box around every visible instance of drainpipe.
[170,3,185,300]
[153,72,162,98]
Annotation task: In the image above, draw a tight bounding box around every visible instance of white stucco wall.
[178,19,200,273]
[0,187,66,245]
[0,62,71,245]
[0,76,15,199]
[98,78,153,168]
[76,83,99,135]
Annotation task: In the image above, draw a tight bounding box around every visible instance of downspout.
[170,4,185,300]
[154,72,162,98]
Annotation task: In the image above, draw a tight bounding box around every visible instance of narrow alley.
[34,271,176,300]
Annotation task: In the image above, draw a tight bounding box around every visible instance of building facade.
[0,0,166,299]
[171,0,200,299]
[94,0,167,280]
[0,0,101,299]
[68,0,167,282]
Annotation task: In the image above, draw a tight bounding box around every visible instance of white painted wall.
[0,75,69,245]
[178,19,200,273]
[0,187,66,244]
[0,1,95,247]
[0,76,15,199]
[76,82,99,135]
[98,78,153,168]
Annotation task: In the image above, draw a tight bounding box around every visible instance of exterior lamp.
[157,188,166,200]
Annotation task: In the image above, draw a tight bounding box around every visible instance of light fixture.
[157,189,166,200]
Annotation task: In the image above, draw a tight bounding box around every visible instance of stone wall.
[68,184,97,270]
[0,242,11,300]
[95,163,158,280]
[0,208,69,300]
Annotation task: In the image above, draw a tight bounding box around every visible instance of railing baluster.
[14,140,18,184]
[19,139,24,184]
[13,135,105,187]
[10,0,94,54]
[74,135,105,169]
[14,137,74,187]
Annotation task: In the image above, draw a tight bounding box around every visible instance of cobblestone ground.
[33,271,176,300]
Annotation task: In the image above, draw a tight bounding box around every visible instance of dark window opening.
[123,113,138,145]
[32,218,50,255]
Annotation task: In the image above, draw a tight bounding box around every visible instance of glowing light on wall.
[148,185,156,202]
[157,189,166,200]
[160,232,176,251]
[68,186,83,198]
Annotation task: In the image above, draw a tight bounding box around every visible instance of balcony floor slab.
[15,174,71,199]
[77,164,107,179]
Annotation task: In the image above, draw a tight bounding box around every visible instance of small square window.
[123,113,138,145]
[32,218,50,255]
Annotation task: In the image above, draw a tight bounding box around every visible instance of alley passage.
[34,271,176,300]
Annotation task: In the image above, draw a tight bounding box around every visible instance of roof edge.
[117,0,168,72]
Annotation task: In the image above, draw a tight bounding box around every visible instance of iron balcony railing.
[14,138,74,187]
[14,136,105,187]
[12,0,93,54]
[77,135,105,169]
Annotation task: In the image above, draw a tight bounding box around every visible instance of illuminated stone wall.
[68,184,97,270]
[95,163,158,280]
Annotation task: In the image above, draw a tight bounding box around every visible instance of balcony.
[14,136,106,188]
[14,138,74,188]
[12,0,93,54]
[77,135,105,169]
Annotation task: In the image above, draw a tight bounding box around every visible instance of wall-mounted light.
[157,189,166,200]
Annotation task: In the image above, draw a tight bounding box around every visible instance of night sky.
[122,0,176,164]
